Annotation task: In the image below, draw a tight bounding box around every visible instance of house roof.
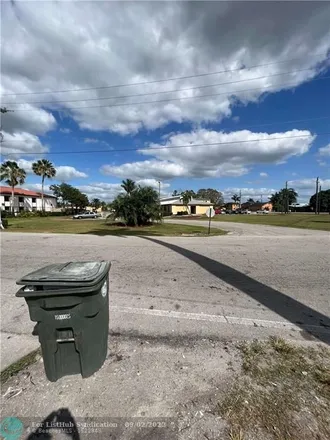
[0,186,57,198]
[160,197,212,206]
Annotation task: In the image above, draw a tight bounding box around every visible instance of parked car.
[241,209,252,214]
[256,210,269,214]
[73,211,98,219]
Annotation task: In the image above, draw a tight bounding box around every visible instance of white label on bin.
[101,279,108,298]
[55,313,71,320]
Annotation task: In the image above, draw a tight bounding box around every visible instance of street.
[1,224,329,371]
[1,225,330,438]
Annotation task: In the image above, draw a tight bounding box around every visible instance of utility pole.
[158,181,162,222]
[0,108,14,228]
[239,190,241,209]
[318,185,322,214]
[315,177,319,215]
[285,181,288,214]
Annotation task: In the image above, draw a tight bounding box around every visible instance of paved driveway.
[1,226,330,370]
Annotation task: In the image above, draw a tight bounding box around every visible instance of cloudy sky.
[1,1,330,203]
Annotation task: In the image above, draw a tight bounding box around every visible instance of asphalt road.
[1,223,329,371]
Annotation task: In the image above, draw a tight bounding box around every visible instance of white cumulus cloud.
[1,1,329,137]
[55,166,88,180]
[16,159,88,181]
[76,179,170,201]
[319,144,330,156]
[1,132,49,159]
[101,128,315,180]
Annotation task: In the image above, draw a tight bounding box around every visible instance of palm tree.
[0,161,26,214]
[270,188,298,213]
[181,190,195,214]
[91,198,101,210]
[32,159,56,212]
[231,194,240,203]
[121,179,136,195]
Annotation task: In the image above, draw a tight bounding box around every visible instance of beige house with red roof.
[0,186,57,213]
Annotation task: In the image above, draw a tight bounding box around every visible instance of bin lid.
[16,261,110,288]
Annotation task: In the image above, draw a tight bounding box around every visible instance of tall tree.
[100,201,107,211]
[196,188,224,206]
[0,161,26,214]
[121,179,136,195]
[231,194,240,203]
[172,190,179,196]
[309,189,330,213]
[181,190,196,213]
[32,159,56,212]
[90,198,101,210]
[247,198,255,205]
[50,183,88,213]
[270,188,298,212]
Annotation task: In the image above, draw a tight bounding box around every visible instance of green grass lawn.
[3,216,226,236]
[178,213,330,231]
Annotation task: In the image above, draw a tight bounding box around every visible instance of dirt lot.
[2,336,329,440]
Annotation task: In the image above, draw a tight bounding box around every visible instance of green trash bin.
[16,261,111,382]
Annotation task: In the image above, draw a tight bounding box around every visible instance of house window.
[4,196,10,202]
[5,206,10,211]
[32,198,36,203]
[18,196,24,203]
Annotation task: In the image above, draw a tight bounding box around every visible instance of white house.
[0,186,57,213]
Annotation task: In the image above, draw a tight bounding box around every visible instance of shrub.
[17,211,37,218]
[1,218,8,228]
[111,183,161,226]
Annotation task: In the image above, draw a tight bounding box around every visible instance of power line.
[3,115,330,144]
[2,67,317,106]
[1,53,328,96]
[7,76,330,113]
[1,131,329,156]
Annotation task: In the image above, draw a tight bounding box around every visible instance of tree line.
[1,160,329,217]
[172,186,330,213]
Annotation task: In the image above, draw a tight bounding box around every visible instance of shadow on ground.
[26,408,80,439]
[78,228,165,237]
[141,237,330,345]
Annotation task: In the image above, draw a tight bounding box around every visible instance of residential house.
[223,202,240,211]
[0,186,57,213]
[160,196,213,215]
[241,201,273,212]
